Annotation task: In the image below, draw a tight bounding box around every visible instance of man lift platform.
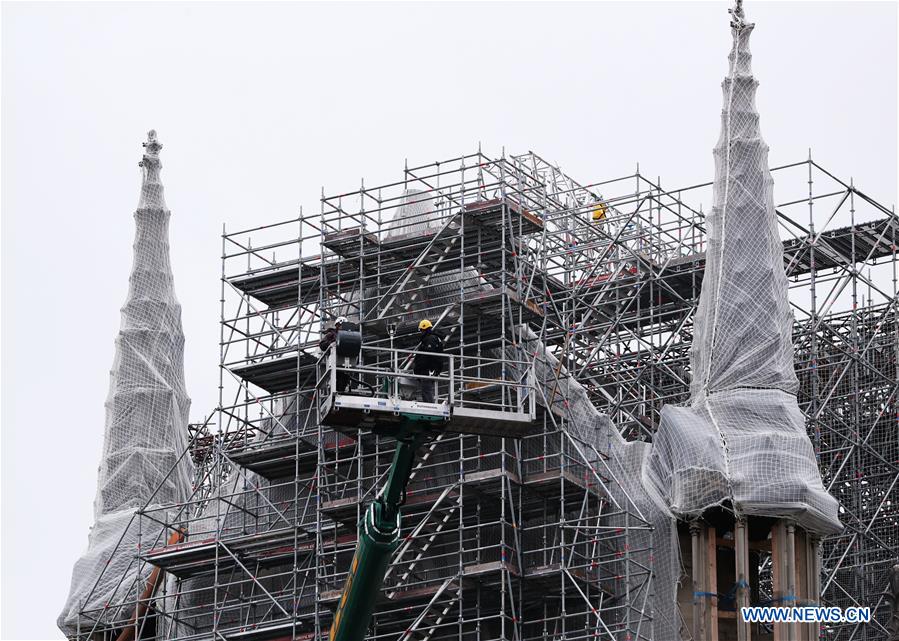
[318,326,537,641]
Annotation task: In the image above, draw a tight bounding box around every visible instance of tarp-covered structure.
[58,131,194,635]
[645,11,841,535]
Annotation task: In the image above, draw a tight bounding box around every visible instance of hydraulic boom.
[328,417,436,641]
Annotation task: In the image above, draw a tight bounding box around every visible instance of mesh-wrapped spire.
[58,131,193,635]
[690,18,798,399]
[645,13,842,535]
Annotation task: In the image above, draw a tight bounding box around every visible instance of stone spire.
[58,131,193,636]
[688,10,799,398]
[98,129,191,513]
[645,7,841,536]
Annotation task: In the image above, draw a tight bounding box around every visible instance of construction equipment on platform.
[322,342,537,641]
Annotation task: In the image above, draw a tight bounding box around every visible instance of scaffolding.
[72,149,897,641]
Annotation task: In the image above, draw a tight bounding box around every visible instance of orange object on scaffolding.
[115,529,184,641]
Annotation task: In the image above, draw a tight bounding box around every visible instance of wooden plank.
[735,519,751,641]
[707,525,719,641]
[795,528,809,641]
[691,522,706,641]
[786,524,797,641]
[771,521,785,641]
[808,535,822,641]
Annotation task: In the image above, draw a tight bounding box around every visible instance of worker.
[413,319,444,403]
[320,316,351,393]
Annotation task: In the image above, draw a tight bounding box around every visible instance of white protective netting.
[512,326,682,640]
[645,17,841,535]
[58,131,194,636]
[383,188,442,242]
[381,190,682,638]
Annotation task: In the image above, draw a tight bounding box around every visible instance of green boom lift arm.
[328,416,438,641]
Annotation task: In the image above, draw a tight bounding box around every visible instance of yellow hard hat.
[418,319,433,331]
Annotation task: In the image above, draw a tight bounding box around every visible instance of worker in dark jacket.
[413,319,444,403]
[320,316,350,393]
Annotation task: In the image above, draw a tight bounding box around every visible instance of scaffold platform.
[315,344,539,439]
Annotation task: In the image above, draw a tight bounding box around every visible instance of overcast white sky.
[1,1,896,639]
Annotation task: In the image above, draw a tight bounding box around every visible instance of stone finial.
[140,129,162,167]
[137,129,167,210]
[729,0,749,29]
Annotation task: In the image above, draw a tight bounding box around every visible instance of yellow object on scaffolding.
[591,202,607,221]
